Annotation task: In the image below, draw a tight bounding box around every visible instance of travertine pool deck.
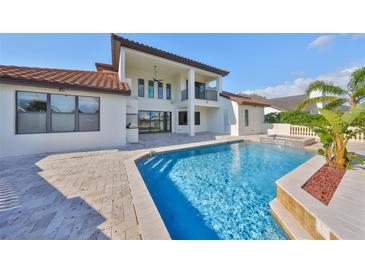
[0,132,243,240]
[1,132,363,240]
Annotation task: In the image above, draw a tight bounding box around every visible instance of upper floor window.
[138,79,145,97]
[148,80,154,98]
[186,80,206,99]
[244,109,249,126]
[158,82,163,99]
[195,82,206,100]
[166,83,171,100]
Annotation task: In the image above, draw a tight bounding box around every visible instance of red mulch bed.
[302,164,346,205]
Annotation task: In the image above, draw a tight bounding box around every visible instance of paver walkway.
[0,132,234,239]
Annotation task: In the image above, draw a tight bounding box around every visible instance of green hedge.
[264,111,324,125]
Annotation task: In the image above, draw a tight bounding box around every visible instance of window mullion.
[75,96,79,132]
[46,93,51,133]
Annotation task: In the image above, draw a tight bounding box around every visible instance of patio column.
[217,76,223,94]
[188,68,195,136]
[118,47,126,82]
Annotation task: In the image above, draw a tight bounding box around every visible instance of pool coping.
[125,137,246,240]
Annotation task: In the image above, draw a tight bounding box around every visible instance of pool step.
[270,198,313,240]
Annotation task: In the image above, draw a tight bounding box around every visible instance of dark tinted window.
[166,83,171,100]
[245,109,249,126]
[158,82,163,99]
[148,80,154,98]
[178,111,200,125]
[195,112,200,125]
[138,79,144,97]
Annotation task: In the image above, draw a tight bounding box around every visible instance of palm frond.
[305,81,347,97]
[323,98,348,110]
[319,109,344,133]
[296,96,339,111]
[349,67,365,91]
[351,86,365,102]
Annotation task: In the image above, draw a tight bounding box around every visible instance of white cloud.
[308,35,335,51]
[242,65,359,99]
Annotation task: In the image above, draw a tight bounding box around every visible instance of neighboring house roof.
[111,33,229,77]
[267,94,312,112]
[0,65,131,95]
[220,91,271,106]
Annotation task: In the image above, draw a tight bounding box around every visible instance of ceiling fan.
[152,65,163,83]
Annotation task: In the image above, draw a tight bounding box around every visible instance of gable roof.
[267,94,309,111]
[0,65,131,95]
[220,91,271,106]
[111,34,229,77]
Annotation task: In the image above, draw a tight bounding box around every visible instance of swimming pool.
[137,142,314,240]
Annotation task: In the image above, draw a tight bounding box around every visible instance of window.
[138,79,144,97]
[195,112,200,125]
[244,109,249,126]
[186,80,206,99]
[148,80,154,98]
[178,111,200,125]
[51,94,76,132]
[138,111,171,133]
[178,111,188,125]
[166,83,171,100]
[16,91,100,134]
[195,82,206,99]
[16,91,47,134]
[158,82,163,99]
[79,96,100,131]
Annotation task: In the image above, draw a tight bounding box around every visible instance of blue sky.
[1,33,364,98]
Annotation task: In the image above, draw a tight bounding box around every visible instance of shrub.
[264,112,282,123]
[280,111,324,125]
[264,111,324,125]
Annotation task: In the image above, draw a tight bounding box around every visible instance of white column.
[188,68,195,136]
[118,47,126,82]
[217,76,223,93]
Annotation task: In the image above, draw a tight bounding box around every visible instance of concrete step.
[270,198,313,240]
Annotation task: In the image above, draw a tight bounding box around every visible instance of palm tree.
[309,102,365,170]
[296,67,365,111]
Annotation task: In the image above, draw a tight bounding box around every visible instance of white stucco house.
[0,34,270,157]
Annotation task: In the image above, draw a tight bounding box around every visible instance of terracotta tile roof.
[220,91,271,107]
[0,65,130,95]
[95,62,116,72]
[111,34,229,77]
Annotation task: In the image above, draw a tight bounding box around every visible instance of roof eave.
[0,77,131,96]
[111,33,229,77]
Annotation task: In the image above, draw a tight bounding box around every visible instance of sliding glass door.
[138,111,171,133]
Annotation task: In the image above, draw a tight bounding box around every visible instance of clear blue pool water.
[137,142,314,240]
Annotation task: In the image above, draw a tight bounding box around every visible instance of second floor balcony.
[181,88,218,101]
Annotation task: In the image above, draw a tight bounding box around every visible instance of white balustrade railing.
[266,123,365,142]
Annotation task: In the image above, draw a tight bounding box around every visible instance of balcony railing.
[181,89,218,101]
